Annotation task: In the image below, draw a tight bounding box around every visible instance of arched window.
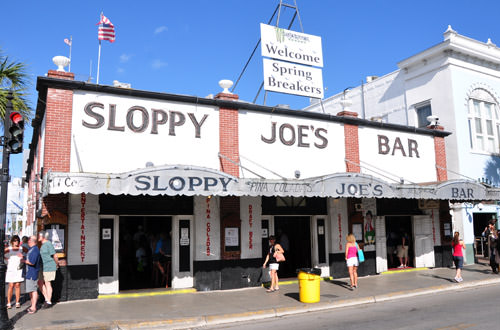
[468,89,500,154]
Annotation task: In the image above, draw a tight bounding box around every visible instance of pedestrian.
[38,231,59,308]
[452,231,466,282]
[4,235,26,308]
[262,235,284,292]
[482,220,499,273]
[24,235,41,314]
[397,230,409,268]
[345,233,359,289]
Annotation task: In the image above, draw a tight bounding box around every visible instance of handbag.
[356,243,365,263]
[273,251,286,262]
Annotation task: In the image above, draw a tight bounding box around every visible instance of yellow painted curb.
[381,267,428,275]
[98,288,196,299]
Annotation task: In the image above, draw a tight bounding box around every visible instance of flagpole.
[68,35,72,72]
[97,40,102,84]
[96,12,104,84]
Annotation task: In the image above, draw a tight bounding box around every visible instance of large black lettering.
[169,111,186,136]
[188,177,203,191]
[82,102,105,129]
[135,176,151,191]
[108,104,125,131]
[261,122,277,144]
[378,135,390,155]
[188,113,208,138]
[391,137,406,156]
[408,139,419,158]
[204,177,218,191]
[314,128,328,148]
[127,106,149,133]
[279,123,295,146]
[297,125,309,147]
[151,109,168,134]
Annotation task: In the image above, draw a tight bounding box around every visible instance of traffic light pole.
[0,92,13,329]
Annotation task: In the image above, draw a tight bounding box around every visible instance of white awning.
[44,165,500,200]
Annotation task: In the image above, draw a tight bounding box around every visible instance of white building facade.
[306,26,500,264]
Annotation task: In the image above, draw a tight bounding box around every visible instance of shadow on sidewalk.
[418,273,456,283]
[324,279,352,290]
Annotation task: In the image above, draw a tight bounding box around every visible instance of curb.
[25,277,500,330]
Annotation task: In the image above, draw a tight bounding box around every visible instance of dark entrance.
[119,216,172,290]
[385,216,414,269]
[474,213,496,257]
[274,216,311,278]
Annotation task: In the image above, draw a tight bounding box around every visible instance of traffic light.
[7,111,24,154]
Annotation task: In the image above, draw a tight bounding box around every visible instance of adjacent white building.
[306,26,500,263]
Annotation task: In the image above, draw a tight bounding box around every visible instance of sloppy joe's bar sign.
[48,166,500,201]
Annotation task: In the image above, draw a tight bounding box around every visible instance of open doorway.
[119,216,172,290]
[385,216,413,269]
[274,216,311,278]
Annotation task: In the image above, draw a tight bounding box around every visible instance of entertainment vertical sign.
[261,23,324,99]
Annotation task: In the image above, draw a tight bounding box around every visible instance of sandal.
[266,288,275,293]
[27,308,36,314]
[15,302,21,308]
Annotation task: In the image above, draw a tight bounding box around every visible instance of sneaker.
[458,277,463,282]
[42,302,53,309]
[397,265,404,268]
[454,276,459,282]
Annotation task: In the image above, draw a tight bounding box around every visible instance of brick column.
[216,92,240,177]
[337,111,360,173]
[41,70,75,217]
[428,125,448,181]
[215,92,241,259]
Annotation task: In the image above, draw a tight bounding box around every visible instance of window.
[468,90,500,154]
[416,104,432,128]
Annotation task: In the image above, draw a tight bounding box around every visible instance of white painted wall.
[71,91,220,174]
[239,111,346,179]
[358,126,437,183]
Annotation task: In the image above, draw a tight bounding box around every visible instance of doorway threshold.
[98,287,196,299]
[381,267,428,275]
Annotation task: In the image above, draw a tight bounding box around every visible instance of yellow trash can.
[298,268,321,303]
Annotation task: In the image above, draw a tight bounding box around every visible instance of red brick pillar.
[215,91,241,259]
[337,111,360,173]
[216,92,240,177]
[428,125,448,181]
[41,70,75,217]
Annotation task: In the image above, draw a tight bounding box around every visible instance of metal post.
[0,92,13,328]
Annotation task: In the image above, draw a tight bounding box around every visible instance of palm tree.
[0,50,32,127]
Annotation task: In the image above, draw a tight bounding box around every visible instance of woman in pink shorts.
[345,234,359,289]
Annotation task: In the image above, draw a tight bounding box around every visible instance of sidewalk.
[8,263,500,330]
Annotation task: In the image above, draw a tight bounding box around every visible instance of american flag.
[98,14,115,43]
[64,38,72,46]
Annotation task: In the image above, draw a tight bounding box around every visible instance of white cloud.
[154,26,168,34]
[151,59,167,69]
[120,54,133,63]
[117,67,125,73]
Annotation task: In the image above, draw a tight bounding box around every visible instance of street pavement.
[6,262,500,330]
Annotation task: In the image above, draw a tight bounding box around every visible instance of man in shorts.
[24,235,41,314]
[38,231,59,308]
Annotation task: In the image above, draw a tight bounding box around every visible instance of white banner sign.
[263,58,324,98]
[260,23,323,67]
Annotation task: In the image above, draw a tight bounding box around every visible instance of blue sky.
[2,0,500,178]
